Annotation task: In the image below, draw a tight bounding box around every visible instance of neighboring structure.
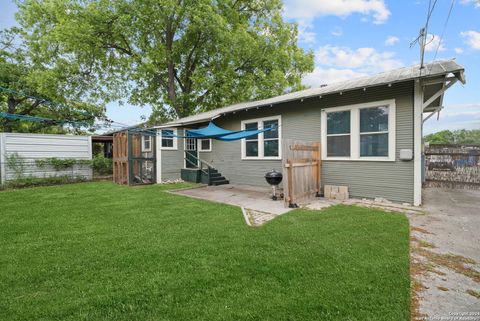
[424,144,480,189]
[92,135,113,158]
[0,133,92,184]
[149,59,464,205]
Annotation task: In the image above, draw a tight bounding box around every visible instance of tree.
[15,0,314,123]
[0,28,107,133]
[424,129,480,145]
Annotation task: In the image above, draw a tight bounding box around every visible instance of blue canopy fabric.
[216,127,273,141]
[161,122,276,141]
[185,122,242,138]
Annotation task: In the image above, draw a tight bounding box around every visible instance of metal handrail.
[184,153,215,174]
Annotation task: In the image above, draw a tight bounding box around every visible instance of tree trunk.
[165,22,179,117]
[2,96,18,133]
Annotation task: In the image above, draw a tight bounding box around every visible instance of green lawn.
[0,182,410,321]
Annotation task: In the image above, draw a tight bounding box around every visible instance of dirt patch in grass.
[411,227,434,235]
[411,236,436,249]
[410,237,428,321]
[410,273,427,321]
[414,248,480,283]
[466,289,480,299]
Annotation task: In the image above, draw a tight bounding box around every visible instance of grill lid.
[265,169,283,186]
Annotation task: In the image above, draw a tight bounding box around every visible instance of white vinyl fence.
[0,133,92,184]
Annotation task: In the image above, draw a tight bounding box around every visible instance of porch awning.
[164,122,275,141]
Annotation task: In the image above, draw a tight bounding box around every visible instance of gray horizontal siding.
[158,81,415,203]
[0,133,92,183]
[159,131,184,181]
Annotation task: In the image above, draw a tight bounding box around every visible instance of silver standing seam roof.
[157,59,465,128]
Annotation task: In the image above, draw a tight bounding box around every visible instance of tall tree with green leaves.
[424,129,480,145]
[15,0,314,123]
[0,28,107,133]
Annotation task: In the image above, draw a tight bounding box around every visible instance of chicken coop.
[113,130,156,185]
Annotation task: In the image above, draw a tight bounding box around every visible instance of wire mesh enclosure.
[424,144,480,189]
[113,130,156,186]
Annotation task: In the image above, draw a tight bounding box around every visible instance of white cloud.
[384,36,399,46]
[314,45,403,73]
[459,0,480,8]
[423,104,480,134]
[424,34,446,52]
[284,0,391,24]
[297,22,316,44]
[331,27,343,37]
[303,45,403,87]
[303,67,367,87]
[460,30,480,50]
[454,47,464,54]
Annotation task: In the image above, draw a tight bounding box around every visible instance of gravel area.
[409,188,480,320]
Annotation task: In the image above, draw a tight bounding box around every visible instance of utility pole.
[419,27,426,71]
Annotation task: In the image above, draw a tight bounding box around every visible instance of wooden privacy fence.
[282,139,321,208]
[424,144,480,189]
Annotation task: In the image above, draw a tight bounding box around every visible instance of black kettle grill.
[265,169,283,200]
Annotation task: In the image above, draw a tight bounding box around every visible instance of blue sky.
[1,0,479,134]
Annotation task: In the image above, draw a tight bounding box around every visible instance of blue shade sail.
[186,122,242,138]
[160,122,276,141]
[216,127,273,141]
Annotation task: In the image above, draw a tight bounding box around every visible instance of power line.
[433,0,456,61]
[416,0,439,69]
[425,0,438,32]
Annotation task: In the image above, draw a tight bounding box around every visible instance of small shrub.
[35,158,80,171]
[92,155,113,175]
[1,175,88,190]
[6,153,26,180]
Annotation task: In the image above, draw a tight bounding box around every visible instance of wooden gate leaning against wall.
[282,139,322,208]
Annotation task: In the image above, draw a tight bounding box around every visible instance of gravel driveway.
[409,188,480,320]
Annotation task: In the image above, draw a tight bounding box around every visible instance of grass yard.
[0,182,410,321]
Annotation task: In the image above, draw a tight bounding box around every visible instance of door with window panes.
[185,137,198,168]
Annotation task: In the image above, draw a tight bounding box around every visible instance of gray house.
[152,59,465,205]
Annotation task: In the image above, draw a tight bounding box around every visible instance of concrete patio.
[172,184,292,215]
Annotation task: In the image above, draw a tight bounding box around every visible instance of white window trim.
[160,128,178,150]
[141,135,152,152]
[184,129,199,168]
[198,138,212,152]
[241,115,282,160]
[321,99,396,162]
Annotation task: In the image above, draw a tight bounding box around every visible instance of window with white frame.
[199,139,212,152]
[160,129,177,150]
[360,106,389,157]
[326,110,351,157]
[241,116,281,159]
[142,135,152,152]
[321,100,395,161]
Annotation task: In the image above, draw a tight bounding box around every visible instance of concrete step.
[212,179,229,186]
[210,172,222,178]
[210,176,226,182]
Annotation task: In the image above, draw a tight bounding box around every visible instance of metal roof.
[157,59,465,127]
